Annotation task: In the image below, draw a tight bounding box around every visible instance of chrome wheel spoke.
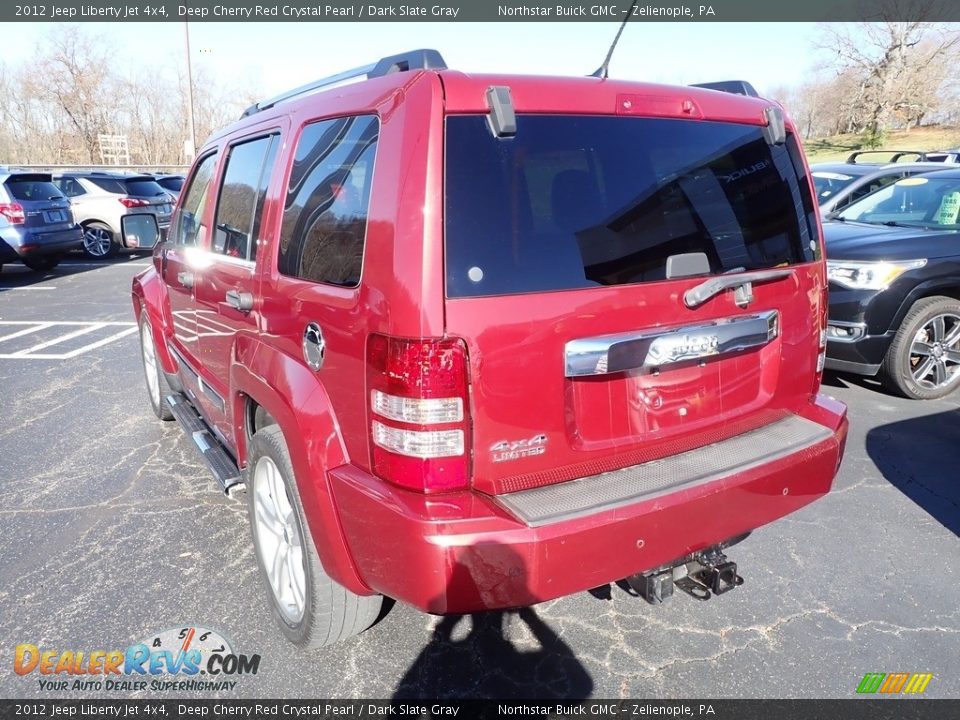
[944,324,960,347]
[255,494,285,539]
[911,342,933,357]
[286,546,305,609]
[931,316,946,342]
[945,349,960,365]
[913,356,936,383]
[933,360,948,385]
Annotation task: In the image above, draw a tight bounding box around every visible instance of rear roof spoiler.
[690,80,759,98]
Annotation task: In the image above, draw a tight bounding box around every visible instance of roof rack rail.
[690,80,759,98]
[847,150,928,164]
[240,48,447,119]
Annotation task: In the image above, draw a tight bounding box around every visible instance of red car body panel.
[331,398,847,613]
[135,65,848,614]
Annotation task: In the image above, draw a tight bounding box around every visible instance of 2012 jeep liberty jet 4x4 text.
[132,49,848,648]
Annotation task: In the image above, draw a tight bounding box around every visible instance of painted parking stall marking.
[0,321,137,360]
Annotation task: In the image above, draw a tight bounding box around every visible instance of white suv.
[53,172,174,258]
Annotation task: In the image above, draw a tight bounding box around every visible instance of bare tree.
[0,25,256,166]
[32,26,116,163]
[817,11,960,136]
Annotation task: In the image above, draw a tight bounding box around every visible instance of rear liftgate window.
[445,115,818,298]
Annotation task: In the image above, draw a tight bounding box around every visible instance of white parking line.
[0,323,54,342]
[0,287,58,291]
[0,321,137,360]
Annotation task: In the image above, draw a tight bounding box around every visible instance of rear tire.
[139,313,173,420]
[247,425,384,648]
[881,296,960,400]
[23,255,60,272]
[82,222,118,259]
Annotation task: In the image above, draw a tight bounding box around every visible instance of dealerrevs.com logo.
[14,626,261,692]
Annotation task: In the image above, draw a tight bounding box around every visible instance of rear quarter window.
[277,115,379,287]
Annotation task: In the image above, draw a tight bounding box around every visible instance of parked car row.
[822,167,960,400]
[0,168,186,272]
[53,172,177,258]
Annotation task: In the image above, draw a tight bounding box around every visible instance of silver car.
[52,172,174,259]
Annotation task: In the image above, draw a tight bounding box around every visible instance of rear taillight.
[0,203,25,224]
[815,285,828,387]
[366,334,471,493]
[119,197,149,208]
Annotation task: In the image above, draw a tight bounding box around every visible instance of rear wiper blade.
[683,268,794,309]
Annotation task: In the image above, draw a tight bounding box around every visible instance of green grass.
[802,126,960,164]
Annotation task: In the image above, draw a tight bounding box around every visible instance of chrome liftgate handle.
[564,311,780,378]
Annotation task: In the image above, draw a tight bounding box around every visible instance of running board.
[167,394,243,497]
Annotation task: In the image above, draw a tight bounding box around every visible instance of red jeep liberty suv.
[132,50,848,648]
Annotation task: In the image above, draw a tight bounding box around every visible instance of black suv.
[0,169,83,273]
[824,168,960,399]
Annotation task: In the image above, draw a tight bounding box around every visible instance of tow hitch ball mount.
[627,547,744,604]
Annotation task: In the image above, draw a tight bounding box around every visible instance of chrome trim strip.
[564,310,779,378]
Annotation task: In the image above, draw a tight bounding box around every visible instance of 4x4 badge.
[491,434,547,463]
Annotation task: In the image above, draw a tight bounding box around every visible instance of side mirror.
[121,214,161,250]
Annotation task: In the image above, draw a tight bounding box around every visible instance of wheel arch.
[131,268,177,375]
[230,342,371,596]
[890,279,960,333]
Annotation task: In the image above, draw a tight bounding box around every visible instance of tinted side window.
[172,153,217,247]
[88,177,126,194]
[212,135,277,261]
[278,115,378,286]
[55,178,86,197]
[849,175,900,204]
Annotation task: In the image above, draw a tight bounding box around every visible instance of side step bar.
[167,394,243,497]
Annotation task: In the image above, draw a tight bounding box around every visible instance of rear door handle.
[177,271,194,289]
[225,289,254,313]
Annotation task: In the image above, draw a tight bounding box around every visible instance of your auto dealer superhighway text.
[178,4,461,17]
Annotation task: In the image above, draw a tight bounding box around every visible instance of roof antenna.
[591,0,640,79]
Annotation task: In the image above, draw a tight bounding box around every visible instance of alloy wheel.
[83,227,112,257]
[252,456,306,623]
[909,312,960,390]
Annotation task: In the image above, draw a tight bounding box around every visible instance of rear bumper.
[1,226,84,258]
[329,395,848,614]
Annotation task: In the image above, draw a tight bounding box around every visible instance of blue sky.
[1,21,826,96]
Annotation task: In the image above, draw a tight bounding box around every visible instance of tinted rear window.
[445,115,818,298]
[5,178,64,202]
[123,180,168,197]
[158,177,184,192]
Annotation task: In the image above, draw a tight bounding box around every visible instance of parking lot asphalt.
[0,256,957,701]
